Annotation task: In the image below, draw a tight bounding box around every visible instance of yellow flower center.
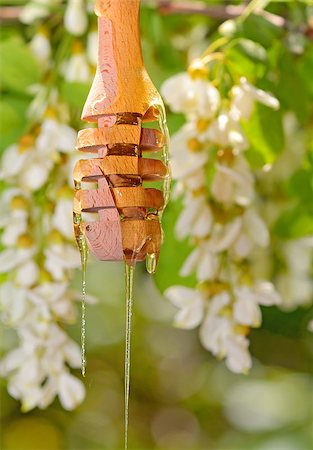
[192,187,207,197]
[187,138,203,152]
[217,148,235,163]
[72,40,84,54]
[18,134,35,154]
[39,269,53,284]
[17,234,33,248]
[188,59,209,80]
[38,25,49,37]
[48,229,64,245]
[198,281,229,297]
[234,325,250,336]
[197,119,211,133]
[57,186,73,199]
[219,305,233,318]
[10,196,28,210]
[45,107,56,119]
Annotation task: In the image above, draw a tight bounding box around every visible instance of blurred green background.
[2,261,313,449]
[1,1,313,449]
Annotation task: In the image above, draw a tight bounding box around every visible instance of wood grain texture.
[83,214,162,263]
[74,186,164,213]
[83,208,124,261]
[77,126,164,153]
[73,156,168,182]
[121,218,162,263]
[82,0,161,122]
[75,0,168,264]
[77,125,141,153]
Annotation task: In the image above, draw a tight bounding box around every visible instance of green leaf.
[226,46,266,79]
[287,168,313,203]
[155,199,196,293]
[274,205,313,239]
[60,81,90,109]
[277,50,312,123]
[239,14,283,48]
[297,45,313,98]
[0,37,41,93]
[0,97,29,152]
[242,103,284,164]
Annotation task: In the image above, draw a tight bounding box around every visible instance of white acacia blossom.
[29,29,51,64]
[161,65,220,119]
[165,283,280,373]
[0,107,88,411]
[21,0,88,37]
[64,0,88,36]
[276,238,313,310]
[20,0,62,24]
[0,0,97,409]
[63,46,91,82]
[162,60,282,373]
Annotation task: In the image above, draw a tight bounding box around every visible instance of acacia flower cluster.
[0,110,88,411]
[0,0,99,410]
[161,60,282,373]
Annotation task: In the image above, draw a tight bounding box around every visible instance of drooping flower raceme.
[0,111,90,411]
[0,0,99,410]
[162,59,282,374]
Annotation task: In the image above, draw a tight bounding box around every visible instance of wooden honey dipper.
[73,0,170,270]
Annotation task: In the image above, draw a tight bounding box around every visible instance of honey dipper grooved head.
[73,0,169,270]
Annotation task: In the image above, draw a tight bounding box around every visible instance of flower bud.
[64,0,88,36]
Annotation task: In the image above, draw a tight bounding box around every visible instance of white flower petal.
[244,210,269,247]
[165,286,203,309]
[253,282,281,306]
[197,250,218,281]
[209,218,242,253]
[64,53,90,82]
[233,233,253,259]
[57,124,77,153]
[224,335,252,374]
[58,372,85,410]
[64,0,88,36]
[19,160,50,191]
[192,205,212,238]
[0,248,34,273]
[1,218,27,247]
[161,72,220,119]
[39,377,58,409]
[234,287,262,327]
[63,340,81,369]
[30,32,51,63]
[211,169,234,204]
[53,199,75,239]
[0,348,26,376]
[0,145,28,179]
[21,386,43,412]
[200,315,231,356]
[174,296,204,329]
[175,195,204,240]
[15,260,39,287]
[20,0,50,24]
[87,31,98,66]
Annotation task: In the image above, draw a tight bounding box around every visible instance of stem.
[154,0,288,28]
[0,6,22,20]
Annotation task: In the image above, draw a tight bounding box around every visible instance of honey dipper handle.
[83,0,160,122]
[95,0,143,68]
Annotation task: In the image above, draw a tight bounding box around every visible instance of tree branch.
[155,0,287,28]
[0,6,22,21]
